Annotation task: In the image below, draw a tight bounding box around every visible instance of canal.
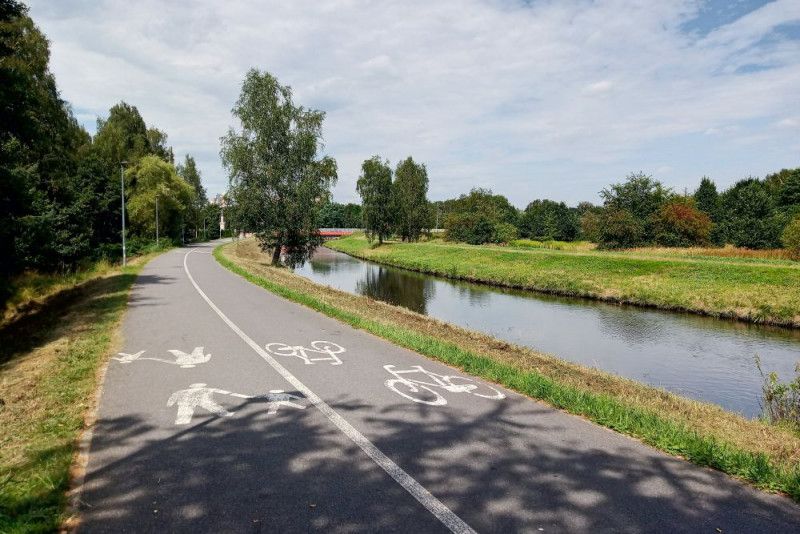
[294,246,800,417]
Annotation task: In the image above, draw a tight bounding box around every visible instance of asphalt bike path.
[78,242,800,533]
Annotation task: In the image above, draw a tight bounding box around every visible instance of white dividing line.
[183,251,476,534]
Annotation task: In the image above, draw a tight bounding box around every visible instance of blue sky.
[28,0,800,207]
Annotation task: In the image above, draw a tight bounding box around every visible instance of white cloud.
[583,80,614,94]
[28,0,800,205]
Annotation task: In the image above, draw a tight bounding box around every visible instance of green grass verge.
[0,254,159,533]
[215,243,800,502]
[327,234,800,326]
[3,241,174,326]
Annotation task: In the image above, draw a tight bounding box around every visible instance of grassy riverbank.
[0,253,160,533]
[218,240,800,501]
[327,234,800,327]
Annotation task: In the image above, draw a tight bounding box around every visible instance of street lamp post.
[120,161,128,266]
[155,194,159,247]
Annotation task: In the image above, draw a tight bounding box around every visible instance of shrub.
[717,178,786,248]
[493,222,518,244]
[579,210,602,242]
[782,215,800,259]
[653,197,712,247]
[756,357,800,428]
[444,214,518,245]
[444,213,495,244]
[442,188,520,245]
[600,172,671,241]
[596,209,643,249]
[721,214,787,249]
[519,199,579,241]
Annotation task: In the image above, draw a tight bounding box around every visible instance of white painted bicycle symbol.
[265,341,346,365]
[383,365,505,406]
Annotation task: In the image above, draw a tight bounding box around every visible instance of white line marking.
[183,251,476,534]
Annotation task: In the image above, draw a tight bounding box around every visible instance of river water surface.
[294,247,800,417]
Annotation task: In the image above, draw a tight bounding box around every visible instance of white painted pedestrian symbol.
[265,341,345,365]
[383,365,506,406]
[166,384,306,425]
[167,383,235,425]
[262,390,306,415]
[113,347,211,368]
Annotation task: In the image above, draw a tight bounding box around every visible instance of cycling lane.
[184,243,800,533]
[78,246,448,533]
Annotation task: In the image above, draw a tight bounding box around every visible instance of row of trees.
[1,2,217,302]
[357,156,433,244]
[415,170,800,253]
[582,171,800,250]
[318,201,362,228]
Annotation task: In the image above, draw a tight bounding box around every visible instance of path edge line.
[183,250,476,534]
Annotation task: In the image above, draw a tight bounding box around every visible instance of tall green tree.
[177,154,207,238]
[342,203,362,227]
[318,202,362,228]
[601,172,672,220]
[220,69,337,266]
[93,102,151,165]
[519,199,578,241]
[126,155,194,240]
[693,176,723,244]
[777,168,800,208]
[0,0,95,286]
[719,178,785,249]
[764,168,797,196]
[600,172,672,242]
[441,188,519,244]
[693,177,720,220]
[357,156,394,243]
[392,157,431,242]
[147,127,174,163]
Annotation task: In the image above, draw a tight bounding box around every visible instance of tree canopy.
[221,69,337,266]
[442,188,519,244]
[519,199,578,241]
[126,155,194,239]
[392,157,431,242]
[0,2,212,302]
[357,156,394,243]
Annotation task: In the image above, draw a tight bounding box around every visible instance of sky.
[28,0,800,207]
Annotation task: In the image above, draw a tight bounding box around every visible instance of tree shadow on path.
[77,390,800,533]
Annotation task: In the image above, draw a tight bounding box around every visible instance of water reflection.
[355,267,434,314]
[294,247,800,417]
[595,306,667,345]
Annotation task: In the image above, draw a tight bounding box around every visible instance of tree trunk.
[271,245,282,266]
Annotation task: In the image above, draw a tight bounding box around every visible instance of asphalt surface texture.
[77,241,800,533]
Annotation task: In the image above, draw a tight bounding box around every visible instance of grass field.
[327,234,800,327]
[218,239,800,502]
[0,253,158,533]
